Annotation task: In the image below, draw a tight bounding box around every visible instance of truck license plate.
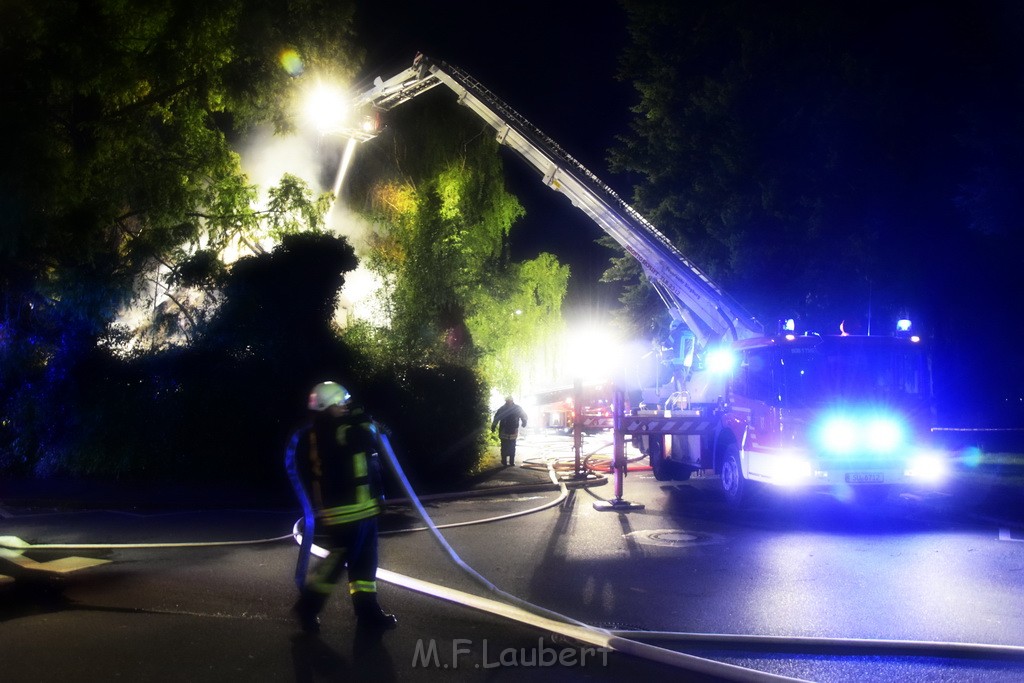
[846,472,884,484]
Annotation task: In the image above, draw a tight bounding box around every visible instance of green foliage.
[264,173,335,238]
[0,0,361,479]
[468,254,569,393]
[612,0,1024,333]
[0,0,359,341]
[348,92,567,393]
[0,1,567,485]
[333,93,573,476]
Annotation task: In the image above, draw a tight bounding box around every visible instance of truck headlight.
[905,454,947,482]
[770,455,813,485]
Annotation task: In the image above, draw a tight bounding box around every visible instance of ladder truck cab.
[644,326,946,504]
[339,54,948,505]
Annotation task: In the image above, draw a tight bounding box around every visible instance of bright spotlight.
[305,83,348,133]
[769,455,813,485]
[561,323,625,383]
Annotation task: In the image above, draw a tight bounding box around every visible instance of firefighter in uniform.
[666,319,697,391]
[285,381,397,632]
[491,396,528,467]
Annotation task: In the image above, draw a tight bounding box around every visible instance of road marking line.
[0,550,111,574]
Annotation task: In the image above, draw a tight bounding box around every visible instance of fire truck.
[339,54,948,504]
[528,384,614,435]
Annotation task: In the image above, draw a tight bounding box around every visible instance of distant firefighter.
[491,396,528,467]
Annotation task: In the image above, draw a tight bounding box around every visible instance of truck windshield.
[781,339,929,408]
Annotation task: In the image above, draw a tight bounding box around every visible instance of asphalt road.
[2,433,1024,682]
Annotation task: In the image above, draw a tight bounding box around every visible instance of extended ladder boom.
[347,56,764,347]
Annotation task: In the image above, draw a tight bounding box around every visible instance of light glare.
[866,418,903,452]
[770,455,813,485]
[705,347,737,374]
[905,454,948,482]
[306,83,348,133]
[560,323,626,383]
[821,417,857,454]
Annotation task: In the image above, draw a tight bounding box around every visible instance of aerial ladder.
[347,55,764,355]
[341,54,766,503]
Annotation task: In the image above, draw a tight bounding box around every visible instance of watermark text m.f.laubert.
[412,638,611,669]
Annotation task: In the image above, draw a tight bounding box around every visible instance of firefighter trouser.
[499,436,517,464]
[306,517,380,598]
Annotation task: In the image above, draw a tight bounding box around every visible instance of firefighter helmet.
[308,382,351,411]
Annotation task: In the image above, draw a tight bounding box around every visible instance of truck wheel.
[674,466,693,481]
[649,438,671,481]
[719,442,746,505]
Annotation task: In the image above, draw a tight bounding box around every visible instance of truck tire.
[649,438,671,481]
[650,438,696,481]
[719,441,747,506]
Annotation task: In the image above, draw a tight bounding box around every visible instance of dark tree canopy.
[0,2,525,482]
[610,0,1024,419]
[0,1,362,475]
[0,0,359,351]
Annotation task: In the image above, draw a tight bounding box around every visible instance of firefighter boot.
[292,589,326,634]
[352,592,398,631]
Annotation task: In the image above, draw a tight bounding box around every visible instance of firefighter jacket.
[491,401,528,440]
[285,407,385,527]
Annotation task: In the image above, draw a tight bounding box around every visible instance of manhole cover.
[625,528,724,547]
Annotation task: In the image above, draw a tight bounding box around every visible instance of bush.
[356,362,490,492]
[0,232,493,498]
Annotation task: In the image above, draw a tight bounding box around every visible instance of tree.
[346,91,568,392]
[610,1,1024,417]
[612,1,1024,326]
[468,254,569,393]
[0,1,359,346]
[0,0,360,472]
[49,232,359,485]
